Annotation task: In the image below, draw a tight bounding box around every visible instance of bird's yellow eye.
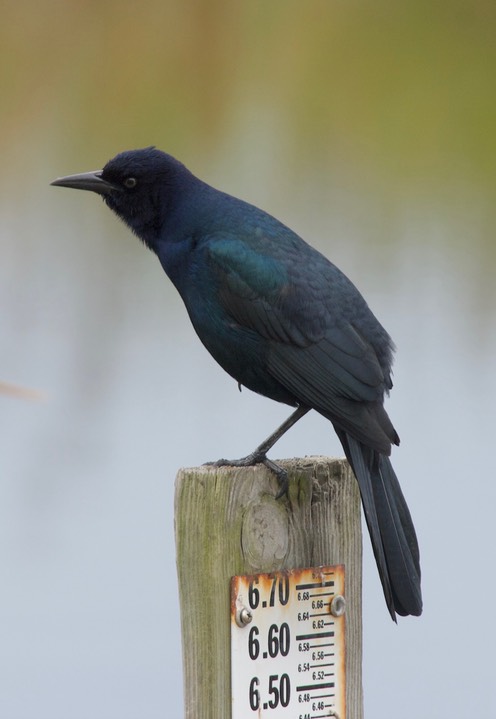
[124,177,137,188]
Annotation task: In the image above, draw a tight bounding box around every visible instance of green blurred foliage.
[1,0,495,233]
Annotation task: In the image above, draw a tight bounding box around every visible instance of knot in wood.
[241,496,289,570]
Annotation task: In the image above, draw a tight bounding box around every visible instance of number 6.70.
[248,576,290,609]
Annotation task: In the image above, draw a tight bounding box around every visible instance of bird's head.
[51,147,193,249]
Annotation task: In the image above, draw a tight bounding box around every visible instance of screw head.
[235,607,253,627]
[330,595,346,617]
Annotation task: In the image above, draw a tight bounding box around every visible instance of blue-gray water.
[3,169,495,718]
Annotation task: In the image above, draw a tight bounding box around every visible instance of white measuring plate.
[231,565,346,719]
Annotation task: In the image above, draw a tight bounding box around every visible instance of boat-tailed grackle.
[52,147,422,620]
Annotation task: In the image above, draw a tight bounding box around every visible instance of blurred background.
[2,1,495,717]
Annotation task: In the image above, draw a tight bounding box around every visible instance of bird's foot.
[204,452,289,498]
[205,448,266,469]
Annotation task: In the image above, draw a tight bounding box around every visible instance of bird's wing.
[208,236,395,450]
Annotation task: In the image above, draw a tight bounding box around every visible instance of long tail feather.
[337,430,422,620]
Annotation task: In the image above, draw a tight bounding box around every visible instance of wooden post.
[174,456,363,719]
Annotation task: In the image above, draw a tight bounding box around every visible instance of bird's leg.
[205,405,310,497]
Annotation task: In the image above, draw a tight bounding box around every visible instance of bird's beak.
[51,171,121,196]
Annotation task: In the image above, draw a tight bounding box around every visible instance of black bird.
[52,147,422,620]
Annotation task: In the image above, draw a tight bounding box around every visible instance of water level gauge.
[231,565,346,718]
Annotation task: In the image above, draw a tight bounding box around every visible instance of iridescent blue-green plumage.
[52,147,422,620]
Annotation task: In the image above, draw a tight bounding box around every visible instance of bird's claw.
[265,459,289,499]
[203,453,289,498]
[203,449,265,469]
